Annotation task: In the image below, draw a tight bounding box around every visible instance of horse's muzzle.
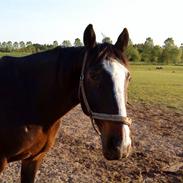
[102,142,131,160]
[103,147,131,160]
[103,147,122,160]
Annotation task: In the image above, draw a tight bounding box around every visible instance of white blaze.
[103,59,131,149]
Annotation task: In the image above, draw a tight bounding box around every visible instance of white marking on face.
[103,59,131,149]
[122,124,131,153]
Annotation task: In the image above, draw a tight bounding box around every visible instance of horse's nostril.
[108,136,121,150]
[104,151,121,160]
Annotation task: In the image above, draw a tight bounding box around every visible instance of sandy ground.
[0,103,183,183]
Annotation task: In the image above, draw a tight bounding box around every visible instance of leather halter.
[78,51,132,134]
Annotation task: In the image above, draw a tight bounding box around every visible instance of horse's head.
[79,24,132,160]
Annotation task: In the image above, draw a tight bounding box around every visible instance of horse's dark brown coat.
[0,24,130,183]
[0,47,85,182]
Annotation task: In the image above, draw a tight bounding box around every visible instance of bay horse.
[0,24,132,182]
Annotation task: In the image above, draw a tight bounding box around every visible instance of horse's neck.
[55,47,84,117]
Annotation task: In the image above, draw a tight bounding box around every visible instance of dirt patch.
[0,103,183,183]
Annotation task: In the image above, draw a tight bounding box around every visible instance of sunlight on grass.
[0,52,30,57]
[129,65,183,112]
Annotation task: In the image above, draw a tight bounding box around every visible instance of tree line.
[0,39,83,53]
[127,37,183,65]
[0,37,183,64]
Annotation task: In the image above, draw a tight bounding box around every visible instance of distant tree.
[62,40,72,47]
[162,38,181,64]
[164,38,175,48]
[102,37,112,44]
[53,40,58,47]
[13,42,19,50]
[127,46,141,62]
[127,40,141,62]
[135,43,144,55]
[144,37,154,48]
[6,41,12,50]
[25,45,36,53]
[2,42,7,48]
[26,41,32,47]
[0,42,3,51]
[74,38,83,47]
[141,49,149,62]
[151,45,163,63]
[19,41,25,48]
[180,43,183,64]
[141,37,154,63]
[32,43,43,52]
[172,47,181,64]
[28,45,37,53]
[1,42,8,52]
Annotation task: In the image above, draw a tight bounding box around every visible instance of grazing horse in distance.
[0,24,132,183]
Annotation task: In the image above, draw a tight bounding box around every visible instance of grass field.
[0,52,30,57]
[129,64,183,112]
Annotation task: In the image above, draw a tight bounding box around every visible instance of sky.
[0,0,182,46]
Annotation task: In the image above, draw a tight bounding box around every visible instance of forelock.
[93,43,128,67]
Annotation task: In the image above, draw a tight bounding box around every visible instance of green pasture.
[129,65,183,112]
[0,52,30,57]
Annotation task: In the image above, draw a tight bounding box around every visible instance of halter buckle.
[80,74,84,81]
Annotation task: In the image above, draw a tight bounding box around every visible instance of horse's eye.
[89,69,101,81]
[90,73,98,81]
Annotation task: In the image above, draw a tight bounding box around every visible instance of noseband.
[78,51,132,134]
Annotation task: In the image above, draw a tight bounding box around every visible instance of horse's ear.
[83,24,96,49]
[115,28,129,52]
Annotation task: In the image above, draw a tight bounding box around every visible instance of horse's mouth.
[102,145,131,160]
[103,151,122,160]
